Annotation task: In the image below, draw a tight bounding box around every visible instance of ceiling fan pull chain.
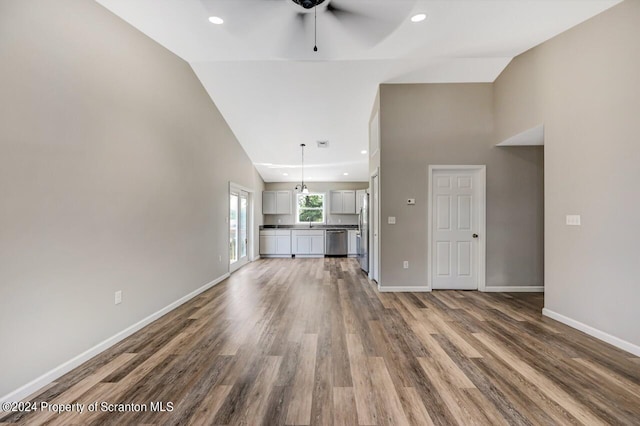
[313,5,318,52]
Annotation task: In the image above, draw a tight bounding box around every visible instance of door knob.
[472,234,479,238]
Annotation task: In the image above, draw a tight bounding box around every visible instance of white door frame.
[370,167,380,284]
[427,165,486,291]
[229,182,255,273]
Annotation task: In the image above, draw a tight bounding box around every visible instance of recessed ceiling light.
[208,16,224,25]
[283,172,289,176]
[411,13,427,23]
[361,150,367,154]
[343,172,349,176]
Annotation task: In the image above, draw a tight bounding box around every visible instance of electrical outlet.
[403,261,409,269]
[115,290,122,305]
[566,215,581,226]
[388,216,396,224]
[338,218,342,224]
[277,219,281,224]
[219,255,222,262]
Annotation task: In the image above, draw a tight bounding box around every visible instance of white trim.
[543,308,640,357]
[427,165,486,292]
[484,286,544,292]
[369,168,380,283]
[0,273,230,404]
[378,285,431,293]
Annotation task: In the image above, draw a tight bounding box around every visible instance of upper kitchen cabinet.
[330,190,356,214]
[263,191,292,215]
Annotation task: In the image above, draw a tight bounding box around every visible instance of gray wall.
[263,182,368,226]
[0,0,263,397]
[379,84,544,289]
[495,0,640,348]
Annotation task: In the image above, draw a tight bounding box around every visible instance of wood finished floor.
[3,258,639,425]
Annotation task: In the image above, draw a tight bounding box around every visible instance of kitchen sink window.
[296,193,325,224]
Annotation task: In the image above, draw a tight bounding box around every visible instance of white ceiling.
[96,0,621,182]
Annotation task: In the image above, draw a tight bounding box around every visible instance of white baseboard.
[0,273,230,404]
[543,308,640,357]
[378,285,431,292]
[484,286,544,292]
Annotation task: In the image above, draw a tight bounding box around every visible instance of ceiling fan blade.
[326,2,360,19]
[274,12,313,57]
[325,0,413,47]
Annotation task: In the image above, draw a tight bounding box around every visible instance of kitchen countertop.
[260,224,358,230]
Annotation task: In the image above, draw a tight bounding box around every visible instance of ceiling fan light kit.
[292,0,326,10]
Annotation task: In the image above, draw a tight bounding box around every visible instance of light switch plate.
[407,198,416,205]
[115,290,122,305]
[388,216,396,224]
[566,215,581,226]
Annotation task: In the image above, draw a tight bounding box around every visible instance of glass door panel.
[230,193,238,264]
[240,194,248,259]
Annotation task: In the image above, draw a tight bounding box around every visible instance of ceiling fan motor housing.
[292,0,326,10]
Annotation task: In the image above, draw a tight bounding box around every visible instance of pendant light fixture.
[294,143,309,194]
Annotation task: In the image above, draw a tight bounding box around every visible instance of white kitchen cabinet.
[262,191,276,214]
[259,230,291,256]
[262,191,292,215]
[330,191,343,214]
[275,232,291,254]
[260,234,277,254]
[348,230,358,256]
[329,190,356,214]
[292,230,325,256]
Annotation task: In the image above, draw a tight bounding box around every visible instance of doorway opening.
[230,184,252,273]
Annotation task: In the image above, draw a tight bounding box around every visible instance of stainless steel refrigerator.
[357,192,369,273]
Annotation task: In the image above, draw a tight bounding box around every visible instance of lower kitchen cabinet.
[348,230,358,256]
[292,230,325,256]
[259,230,291,256]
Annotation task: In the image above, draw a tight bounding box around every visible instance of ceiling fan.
[202,0,417,59]
[288,0,381,52]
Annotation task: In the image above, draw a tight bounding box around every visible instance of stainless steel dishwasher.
[325,229,348,256]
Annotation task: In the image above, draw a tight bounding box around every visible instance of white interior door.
[371,172,380,283]
[430,167,484,290]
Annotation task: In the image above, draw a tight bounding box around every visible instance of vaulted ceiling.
[97,0,621,182]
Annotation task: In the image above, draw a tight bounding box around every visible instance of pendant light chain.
[295,143,308,193]
[313,6,318,52]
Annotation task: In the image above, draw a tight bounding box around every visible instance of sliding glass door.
[230,187,250,272]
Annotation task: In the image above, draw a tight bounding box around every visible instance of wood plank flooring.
[2,258,639,425]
